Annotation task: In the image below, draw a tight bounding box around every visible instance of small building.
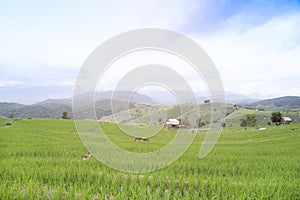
[281,117,293,124]
[165,119,180,129]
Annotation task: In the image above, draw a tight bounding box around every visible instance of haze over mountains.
[247,96,300,111]
[0,90,299,119]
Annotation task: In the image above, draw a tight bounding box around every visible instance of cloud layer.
[0,0,299,103]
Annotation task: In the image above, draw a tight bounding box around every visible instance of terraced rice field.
[1,118,300,199]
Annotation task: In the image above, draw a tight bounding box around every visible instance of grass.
[101,103,236,126]
[1,118,300,199]
[0,117,13,128]
[101,103,300,127]
[225,108,300,126]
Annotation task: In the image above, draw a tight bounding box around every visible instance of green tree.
[158,118,162,124]
[271,112,282,125]
[62,111,69,119]
[240,114,257,127]
[180,117,190,127]
[197,118,205,127]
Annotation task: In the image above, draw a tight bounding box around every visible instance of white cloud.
[0,0,197,103]
[1,1,300,103]
[0,80,24,87]
[96,49,206,93]
[0,0,190,69]
[193,13,300,97]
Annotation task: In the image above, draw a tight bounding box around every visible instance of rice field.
[0,118,300,199]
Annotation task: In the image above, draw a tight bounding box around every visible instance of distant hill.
[100,103,237,126]
[100,102,300,126]
[0,90,157,119]
[72,90,156,105]
[139,90,260,105]
[0,117,13,127]
[224,91,261,104]
[0,99,149,119]
[0,102,27,118]
[95,91,156,105]
[1,92,299,124]
[225,108,300,126]
[248,96,300,111]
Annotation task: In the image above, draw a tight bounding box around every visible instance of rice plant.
[0,118,299,199]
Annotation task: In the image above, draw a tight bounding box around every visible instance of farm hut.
[281,117,293,124]
[165,119,180,129]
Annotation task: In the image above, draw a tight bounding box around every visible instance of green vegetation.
[1,118,300,199]
[225,108,300,127]
[271,111,282,125]
[62,111,69,119]
[0,117,13,128]
[250,96,300,111]
[102,103,236,126]
[0,99,142,119]
[102,103,300,128]
[240,114,257,127]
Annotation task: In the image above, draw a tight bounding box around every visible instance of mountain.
[1,90,299,119]
[0,90,156,119]
[0,102,27,118]
[0,101,72,119]
[139,90,260,105]
[0,99,146,119]
[73,91,156,106]
[247,96,300,111]
[95,91,156,105]
[100,103,237,125]
[224,91,261,104]
[138,90,204,105]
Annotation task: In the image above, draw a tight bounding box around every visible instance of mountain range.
[247,96,300,111]
[0,91,299,119]
[0,91,152,119]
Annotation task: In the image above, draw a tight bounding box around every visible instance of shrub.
[6,122,12,126]
[62,112,69,119]
[240,114,257,127]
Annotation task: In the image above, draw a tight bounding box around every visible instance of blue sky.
[183,0,300,33]
[0,0,300,104]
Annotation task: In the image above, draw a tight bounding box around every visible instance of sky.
[0,0,300,104]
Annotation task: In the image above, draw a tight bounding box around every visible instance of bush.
[271,112,282,125]
[267,122,271,125]
[240,114,257,127]
[6,122,12,126]
[62,111,69,119]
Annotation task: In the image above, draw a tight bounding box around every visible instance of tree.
[240,114,257,127]
[240,120,247,127]
[181,117,190,127]
[197,118,205,127]
[177,118,182,124]
[271,112,282,125]
[62,111,69,119]
[158,118,162,124]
